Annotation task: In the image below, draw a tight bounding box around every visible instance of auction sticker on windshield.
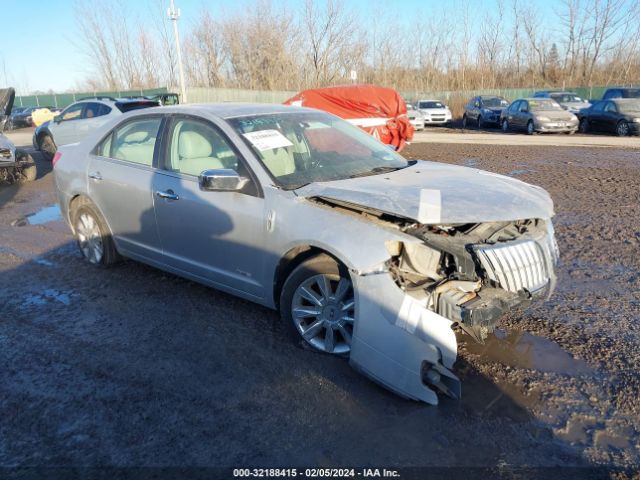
[243,130,294,151]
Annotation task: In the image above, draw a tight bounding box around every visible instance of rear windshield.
[419,101,445,109]
[115,101,159,113]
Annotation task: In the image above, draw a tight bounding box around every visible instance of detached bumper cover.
[349,272,459,406]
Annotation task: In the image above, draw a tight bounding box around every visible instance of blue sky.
[1,0,559,94]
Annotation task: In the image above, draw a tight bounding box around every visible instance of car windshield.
[616,100,640,114]
[419,101,444,109]
[482,97,508,107]
[228,111,410,190]
[551,94,583,103]
[529,99,563,111]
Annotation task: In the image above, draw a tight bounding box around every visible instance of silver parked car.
[501,98,579,135]
[53,103,559,405]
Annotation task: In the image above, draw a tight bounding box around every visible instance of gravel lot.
[0,130,638,476]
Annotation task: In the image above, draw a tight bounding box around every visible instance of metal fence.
[14,84,626,110]
[14,87,169,108]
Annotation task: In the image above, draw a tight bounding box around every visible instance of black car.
[602,87,640,100]
[8,106,39,128]
[462,95,510,128]
[578,99,640,136]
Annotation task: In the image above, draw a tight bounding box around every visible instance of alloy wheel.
[502,119,509,132]
[291,273,354,355]
[76,212,104,264]
[617,121,629,137]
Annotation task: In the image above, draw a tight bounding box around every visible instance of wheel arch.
[67,194,115,239]
[272,244,348,309]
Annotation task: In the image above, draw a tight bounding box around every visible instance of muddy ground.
[0,140,638,477]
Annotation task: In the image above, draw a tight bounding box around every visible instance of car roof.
[146,103,311,119]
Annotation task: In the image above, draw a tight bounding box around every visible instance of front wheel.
[461,115,468,129]
[502,119,509,132]
[579,118,589,134]
[280,254,355,356]
[477,116,483,129]
[616,121,630,137]
[526,121,535,135]
[15,150,36,182]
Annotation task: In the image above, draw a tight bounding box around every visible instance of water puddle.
[11,204,62,226]
[463,158,479,168]
[508,168,535,176]
[465,329,592,375]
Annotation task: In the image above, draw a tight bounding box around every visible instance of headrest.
[124,131,150,143]
[179,130,213,159]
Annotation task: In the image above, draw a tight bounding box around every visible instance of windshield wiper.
[348,165,407,179]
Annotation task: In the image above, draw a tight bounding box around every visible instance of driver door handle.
[155,189,180,201]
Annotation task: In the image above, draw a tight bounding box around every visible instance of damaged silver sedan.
[52,104,559,405]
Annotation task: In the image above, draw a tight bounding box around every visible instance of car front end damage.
[309,197,559,405]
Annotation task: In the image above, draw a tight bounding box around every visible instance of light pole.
[168,0,187,103]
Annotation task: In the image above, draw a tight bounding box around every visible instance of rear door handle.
[88,172,102,181]
[155,189,180,201]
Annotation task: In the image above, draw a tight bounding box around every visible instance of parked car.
[577,99,640,136]
[602,87,640,100]
[9,105,42,129]
[415,100,452,125]
[52,103,559,405]
[0,88,36,183]
[407,107,425,131]
[533,91,590,114]
[500,98,579,135]
[34,96,160,161]
[462,95,510,128]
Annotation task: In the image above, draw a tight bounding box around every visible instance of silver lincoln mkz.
[53,103,559,405]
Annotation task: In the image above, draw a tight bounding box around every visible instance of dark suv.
[602,87,640,100]
[462,95,510,129]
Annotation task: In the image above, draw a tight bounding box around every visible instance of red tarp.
[284,84,414,152]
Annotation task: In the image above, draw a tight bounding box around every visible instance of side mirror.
[199,169,249,192]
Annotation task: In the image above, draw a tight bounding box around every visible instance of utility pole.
[168,0,187,103]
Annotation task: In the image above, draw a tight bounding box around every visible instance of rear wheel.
[280,254,355,356]
[502,119,509,133]
[39,134,56,161]
[71,202,121,266]
[616,121,630,137]
[526,120,535,135]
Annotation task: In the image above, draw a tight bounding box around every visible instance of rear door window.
[111,118,162,166]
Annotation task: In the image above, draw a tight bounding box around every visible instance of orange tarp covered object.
[284,84,414,152]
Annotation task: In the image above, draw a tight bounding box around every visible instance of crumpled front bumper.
[349,271,460,406]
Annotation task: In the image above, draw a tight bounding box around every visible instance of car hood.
[562,101,588,110]
[297,162,554,224]
[419,108,448,114]
[0,87,15,133]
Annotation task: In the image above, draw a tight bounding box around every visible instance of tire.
[616,121,630,137]
[579,118,589,134]
[526,120,535,135]
[461,115,468,129]
[280,254,355,356]
[15,150,36,182]
[502,119,509,133]
[70,201,121,266]
[39,134,57,161]
[477,115,483,129]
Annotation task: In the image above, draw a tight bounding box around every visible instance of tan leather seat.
[176,130,225,176]
[114,131,155,166]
